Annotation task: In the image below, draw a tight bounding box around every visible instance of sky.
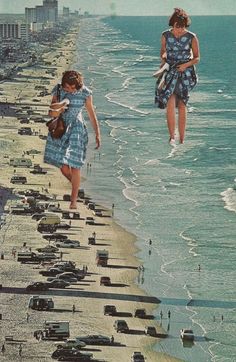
[0,0,236,16]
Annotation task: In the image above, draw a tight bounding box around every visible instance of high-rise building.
[35,6,45,23]
[63,7,70,17]
[0,23,30,41]
[43,0,58,22]
[25,8,36,24]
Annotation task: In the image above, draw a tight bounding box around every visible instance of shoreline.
[0,22,182,362]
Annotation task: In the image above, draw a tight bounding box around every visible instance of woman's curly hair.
[61,70,83,90]
[169,8,191,28]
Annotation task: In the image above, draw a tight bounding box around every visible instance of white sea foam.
[221,188,236,213]
[144,159,160,165]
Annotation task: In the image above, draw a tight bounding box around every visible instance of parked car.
[100,276,111,286]
[32,213,45,221]
[51,348,93,360]
[26,282,49,292]
[76,335,111,345]
[26,149,41,155]
[113,320,129,333]
[10,175,27,184]
[180,329,194,341]
[104,305,117,315]
[144,326,156,336]
[134,308,147,318]
[39,268,64,277]
[37,245,59,253]
[46,280,70,289]
[55,240,80,248]
[47,273,77,283]
[43,234,68,241]
[56,338,86,349]
[131,351,145,362]
[37,224,57,234]
[85,217,95,225]
[56,223,71,230]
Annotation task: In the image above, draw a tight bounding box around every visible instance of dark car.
[113,320,129,333]
[76,335,111,345]
[26,282,49,292]
[57,357,92,361]
[104,305,117,315]
[51,348,92,360]
[32,213,45,221]
[46,279,70,289]
[100,276,111,286]
[134,308,147,318]
[37,224,57,233]
[56,223,71,230]
[37,245,59,253]
[144,326,156,336]
[131,352,145,362]
[39,267,64,277]
[43,234,68,241]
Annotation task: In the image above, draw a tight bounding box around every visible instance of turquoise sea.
[74,16,236,362]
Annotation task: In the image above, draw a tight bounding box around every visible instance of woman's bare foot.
[69,202,77,209]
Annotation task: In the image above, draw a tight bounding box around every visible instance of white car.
[180,329,194,341]
[55,240,80,248]
[56,338,86,349]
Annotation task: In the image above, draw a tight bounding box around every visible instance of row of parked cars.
[26,260,86,291]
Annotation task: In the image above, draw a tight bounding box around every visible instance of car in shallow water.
[180,329,194,341]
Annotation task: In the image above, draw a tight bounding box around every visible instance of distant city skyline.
[0,0,236,16]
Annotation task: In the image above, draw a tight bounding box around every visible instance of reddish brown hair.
[169,8,191,28]
[61,70,83,90]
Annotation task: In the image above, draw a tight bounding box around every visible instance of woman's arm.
[160,35,167,66]
[85,95,101,149]
[177,35,200,72]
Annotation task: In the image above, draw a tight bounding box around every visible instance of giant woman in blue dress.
[155,8,200,144]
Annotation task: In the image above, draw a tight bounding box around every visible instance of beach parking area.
[0,26,181,362]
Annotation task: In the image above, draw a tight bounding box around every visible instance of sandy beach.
[0,24,182,362]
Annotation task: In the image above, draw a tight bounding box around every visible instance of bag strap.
[56,84,61,102]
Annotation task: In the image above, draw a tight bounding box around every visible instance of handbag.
[46,84,67,139]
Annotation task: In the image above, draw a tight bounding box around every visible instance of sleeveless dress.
[155,29,198,109]
[44,85,90,169]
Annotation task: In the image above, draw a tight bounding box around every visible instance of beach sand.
[0,26,182,362]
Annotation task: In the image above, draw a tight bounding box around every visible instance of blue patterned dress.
[155,29,198,109]
[44,85,91,169]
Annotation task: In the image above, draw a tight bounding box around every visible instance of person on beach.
[44,70,101,209]
[154,8,200,144]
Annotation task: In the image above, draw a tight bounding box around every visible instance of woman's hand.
[176,63,188,72]
[95,134,101,149]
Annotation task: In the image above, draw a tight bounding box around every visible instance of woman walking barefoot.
[44,70,101,209]
[155,8,200,144]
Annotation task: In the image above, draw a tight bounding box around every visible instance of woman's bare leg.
[166,94,176,141]
[60,165,72,182]
[178,100,187,143]
[70,167,80,209]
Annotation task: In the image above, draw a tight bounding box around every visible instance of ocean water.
[0,14,235,362]
[73,16,236,362]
